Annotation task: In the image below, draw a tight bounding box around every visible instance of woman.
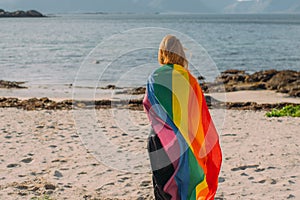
[143,35,222,200]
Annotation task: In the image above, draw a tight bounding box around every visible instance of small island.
[0,9,45,17]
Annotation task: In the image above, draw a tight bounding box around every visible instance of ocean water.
[1,13,300,98]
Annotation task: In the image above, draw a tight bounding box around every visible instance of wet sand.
[210,90,300,104]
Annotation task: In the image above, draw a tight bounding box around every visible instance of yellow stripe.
[172,64,191,147]
[196,179,209,200]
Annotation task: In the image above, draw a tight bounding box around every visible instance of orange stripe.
[188,72,208,173]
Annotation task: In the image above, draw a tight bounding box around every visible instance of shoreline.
[0,92,299,111]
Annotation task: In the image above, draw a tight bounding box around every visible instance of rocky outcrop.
[0,97,142,111]
[225,101,300,111]
[0,9,45,17]
[0,97,72,110]
[0,80,27,89]
[101,85,146,95]
[0,97,299,111]
[205,69,300,97]
[103,70,299,98]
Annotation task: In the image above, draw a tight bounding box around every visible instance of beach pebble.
[17,192,27,196]
[270,179,277,184]
[288,180,295,184]
[287,194,295,199]
[4,135,12,139]
[140,180,151,187]
[240,173,248,176]
[7,163,20,168]
[93,60,100,64]
[218,177,225,183]
[45,183,56,190]
[20,157,33,163]
[15,185,28,190]
[54,170,63,178]
[258,179,266,184]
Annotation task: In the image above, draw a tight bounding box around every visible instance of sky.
[0,0,300,14]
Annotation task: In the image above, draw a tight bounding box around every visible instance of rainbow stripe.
[143,64,222,200]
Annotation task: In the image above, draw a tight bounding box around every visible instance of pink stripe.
[143,95,180,199]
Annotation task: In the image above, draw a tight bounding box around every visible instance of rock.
[222,69,246,74]
[20,157,33,164]
[266,71,300,97]
[197,75,206,81]
[54,170,63,178]
[140,180,151,187]
[0,9,45,17]
[290,86,300,97]
[101,84,117,89]
[287,194,295,199]
[95,99,112,106]
[225,102,300,111]
[7,163,21,168]
[0,80,27,89]
[127,87,146,95]
[11,10,27,17]
[216,70,247,84]
[93,60,100,64]
[0,97,73,110]
[218,177,225,183]
[206,69,300,97]
[233,82,267,91]
[204,95,224,107]
[44,183,56,190]
[40,97,50,103]
[246,69,278,83]
[15,185,28,190]
[26,10,44,17]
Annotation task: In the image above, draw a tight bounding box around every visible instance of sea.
[1,13,300,99]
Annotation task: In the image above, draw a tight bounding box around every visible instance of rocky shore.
[0,69,299,111]
[0,9,45,17]
[201,69,300,97]
[0,97,299,111]
[0,80,27,89]
[99,69,300,97]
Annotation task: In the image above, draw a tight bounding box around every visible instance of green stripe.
[188,147,205,199]
[153,64,174,120]
[189,186,196,200]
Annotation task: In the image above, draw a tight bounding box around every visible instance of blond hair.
[158,35,188,68]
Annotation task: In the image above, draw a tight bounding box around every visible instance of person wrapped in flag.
[143,35,222,200]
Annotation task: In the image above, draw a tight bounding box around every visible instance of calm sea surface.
[1,13,300,97]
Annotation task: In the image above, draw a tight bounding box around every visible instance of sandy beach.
[0,106,299,200]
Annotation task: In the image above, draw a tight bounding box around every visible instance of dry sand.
[0,107,299,200]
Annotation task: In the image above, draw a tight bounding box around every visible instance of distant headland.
[0,9,45,17]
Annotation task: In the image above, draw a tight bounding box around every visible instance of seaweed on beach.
[30,195,54,200]
[266,105,300,117]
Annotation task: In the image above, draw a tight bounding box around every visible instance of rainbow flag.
[143,64,222,200]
